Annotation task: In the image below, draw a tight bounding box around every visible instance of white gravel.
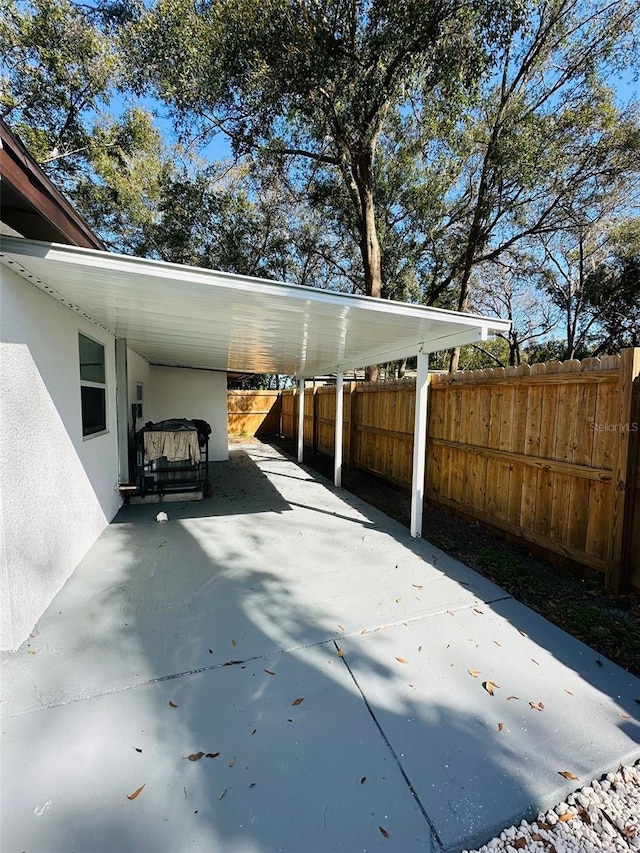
[463,762,640,853]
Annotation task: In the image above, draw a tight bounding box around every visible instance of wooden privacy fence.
[278,349,640,592]
[227,390,282,437]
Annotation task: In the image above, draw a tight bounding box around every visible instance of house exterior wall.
[0,269,121,650]
[126,347,150,430]
[146,365,229,461]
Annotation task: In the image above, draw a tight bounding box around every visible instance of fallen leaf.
[517,628,526,636]
[537,822,552,831]
[412,584,424,589]
[229,756,236,767]
[169,700,179,708]
[578,807,591,825]
[223,660,242,666]
[564,689,574,695]
[531,658,540,665]
[379,826,390,839]
[514,838,527,849]
[468,669,481,678]
[360,776,366,784]
[251,729,257,735]
[127,784,145,801]
[264,669,276,675]
[447,610,454,616]
[231,639,237,647]
[337,625,345,631]
[135,748,142,753]
[292,697,304,706]
[507,695,520,701]
[418,645,422,652]
[558,770,578,780]
[494,641,502,647]
[188,752,205,762]
[218,788,227,800]
[619,713,631,719]
[529,701,545,711]
[395,656,408,664]
[208,649,213,654]
[497,722,504,732]
[249,782,256,788]
[206,753,220,758]
[27,650,36,655]
[483,680,499,695]
[337,649,344,658]
[395,597,402,604]
[473,608,484,615]
[559,813,574,822]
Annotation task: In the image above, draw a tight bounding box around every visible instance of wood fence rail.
[234,349,640,592]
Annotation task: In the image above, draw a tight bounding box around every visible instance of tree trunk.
[448,292,471,372]
[359,183,382,300]
[353,151,383,381]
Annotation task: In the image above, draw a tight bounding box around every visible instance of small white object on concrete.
[156,511,168,523]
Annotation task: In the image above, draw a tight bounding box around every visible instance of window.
[135,382,143,420]
[79,333,107,436]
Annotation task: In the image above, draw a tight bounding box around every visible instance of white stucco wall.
[0,269,121,650]
[127,348,150,429]
[146,366,228,461]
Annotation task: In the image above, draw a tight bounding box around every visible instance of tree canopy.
[2,0,639,370]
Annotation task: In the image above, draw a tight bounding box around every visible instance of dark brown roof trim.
[0,119,105,250]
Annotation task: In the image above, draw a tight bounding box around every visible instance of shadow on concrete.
[2,443,638,853]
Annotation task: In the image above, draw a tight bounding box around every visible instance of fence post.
[609,347,640,592]
[312,382,318,454]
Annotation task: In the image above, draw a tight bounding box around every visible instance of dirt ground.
[264,436,640,679]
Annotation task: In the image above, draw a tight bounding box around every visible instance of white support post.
[410,350,429,538]
[297,378,305,463]
[334,371,344,487]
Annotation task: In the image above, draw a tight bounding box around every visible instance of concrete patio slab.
[2,441,639,852]
[2,644,438,853]
[1,446,507,716]
[338,599,639,851]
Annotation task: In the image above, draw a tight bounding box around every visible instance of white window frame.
[79,332,108,439]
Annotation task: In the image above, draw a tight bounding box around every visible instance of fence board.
[626,378,640,589]
[227,390,281,436]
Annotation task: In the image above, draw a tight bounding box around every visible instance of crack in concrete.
[3,595,513,718]
[334,639,445,852]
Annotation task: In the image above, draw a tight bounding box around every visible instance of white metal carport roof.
[0,237,509,377]
[0,235,510,538]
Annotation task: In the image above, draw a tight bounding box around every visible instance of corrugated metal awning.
[0,237,510,376]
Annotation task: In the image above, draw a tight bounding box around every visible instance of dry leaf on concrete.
[127,784,145,801]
